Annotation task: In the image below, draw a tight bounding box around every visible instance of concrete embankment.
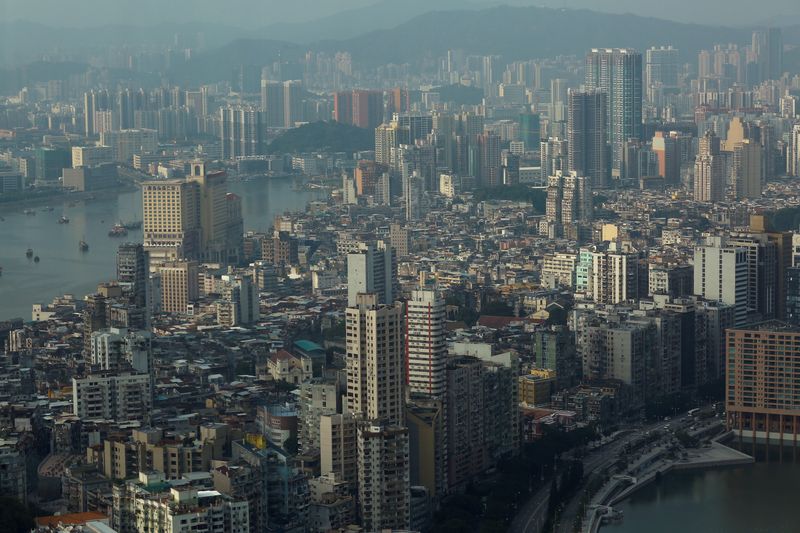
[585,434,752,533]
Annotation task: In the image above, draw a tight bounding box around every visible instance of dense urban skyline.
[0,1,799,533]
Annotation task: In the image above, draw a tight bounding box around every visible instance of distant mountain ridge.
[321,5,754,65]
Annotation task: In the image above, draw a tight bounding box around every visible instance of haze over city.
[0,0,799,532]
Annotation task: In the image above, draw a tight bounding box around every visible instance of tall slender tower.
[346,293,410,530]
[585,48,643,183]
[567,90,608,188]
[406,289,447,397]
[693,131,724,202]
[345,293,404,425]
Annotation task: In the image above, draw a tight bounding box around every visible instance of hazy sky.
[1,0,797,28]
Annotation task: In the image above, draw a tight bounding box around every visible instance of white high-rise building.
[72,371,152,422]
[345,293,404,425]
[693,236,749,326]
[590,245,640,304]
[90,327,152,373]
[788,124,800,177]
[346,241,396,307]
[406,289,447,397]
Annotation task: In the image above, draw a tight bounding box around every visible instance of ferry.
[58,216,70,224]
[108,223,128,237]
[79,240,89,252]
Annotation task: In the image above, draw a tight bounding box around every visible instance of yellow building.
[519,369,557,406]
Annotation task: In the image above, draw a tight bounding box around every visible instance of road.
[510,414,701,533]
[554,415,699,533]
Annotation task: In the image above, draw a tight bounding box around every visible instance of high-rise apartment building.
[346,241,396,307]
[357,424,410,531]
[117,243,149,309]
[406,290,447,398]
[83,89,111,136]
[645,46,679,104]
[590,245,640,304]
[726,321,800,443]
[652,131,680,185]
[261,79,285,128]
[540,137,568,183]
[519,112,540,148]
[335,89,384,129]
[345,293,404,426]
[545,170,592,238]
[354,160,389,197]
[693,131,725,202]
[159,260,199,314]
[567,90,608,188]
[585,48,643,182]
[478,132,502,187]
[320,413,358,485]
[693,236,749,326]
[375,122,400,166]
[99,129,158,164]
[220,106,264,159]
[283,80,303,128]
[72,371,152,422]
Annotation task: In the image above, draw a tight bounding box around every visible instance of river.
[0,177,325,321]
[601,443,800,533]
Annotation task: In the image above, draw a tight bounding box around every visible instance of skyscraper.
[693,131,725,202]
[585,48,643,182]
[478,132,501,187]
[753,28,783,82]
[540,137,568,183]
[567,90,608,188]
[652,131,680,185]
[545,170,592,238]
[345,293,404,426]
[357,424,410,531]
[187,162,239,263]
[645,46,679,102]
[518,112,540,149]
[406,289,447,398]
[261,80,285,128]
[693,236,749,326]
[142,179,201,266]
[283,80,303,128]
[342,90,384,129]
[159,260,199,314]
[220,106,264,159]
[731,139,763,199]
[347,241,397,307]
[117,243,149,309]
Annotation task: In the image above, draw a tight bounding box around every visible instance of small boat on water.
[34,256,40,263]
[23,209,35,215]
[26,248,33,258]
[0,266,3,276]
[79,240,89,252]
[58,216,70,224]
[43,206,54,212]
[108,223,128,237]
